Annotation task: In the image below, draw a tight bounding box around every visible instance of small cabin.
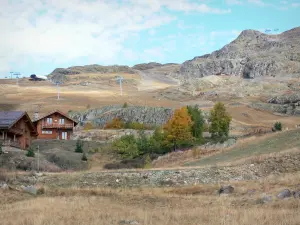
[33,110,78,140]
[0,111,37,149]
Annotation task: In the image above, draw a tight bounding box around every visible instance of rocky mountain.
[48,27,300,83]
[180,27,300,80]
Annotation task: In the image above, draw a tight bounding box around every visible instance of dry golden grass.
[1,172,300,225]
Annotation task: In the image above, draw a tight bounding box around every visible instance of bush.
[81,152,88,161]
[26,147,35,157]
[104,118,125,129]
[143,154,152,169]
[112,135,140,159]
[75,140,83,153]
[123,102,128,108]
[84,122,93,130]
[274,122,282,131]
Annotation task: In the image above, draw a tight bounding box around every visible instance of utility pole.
[37,145,40,173]
[57,82,60,100]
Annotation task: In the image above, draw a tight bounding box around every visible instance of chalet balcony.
[42,123,74,129]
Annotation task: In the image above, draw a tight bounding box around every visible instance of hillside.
[180,27,300,80]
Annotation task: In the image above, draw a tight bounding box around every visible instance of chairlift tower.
[116,76,124,96]
[13,72,20,85]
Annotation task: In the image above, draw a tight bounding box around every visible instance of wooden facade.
[33,110,78,140]
[0,111,37,149]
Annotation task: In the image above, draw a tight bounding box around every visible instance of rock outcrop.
[48,64,135,82]
[69,105,174,128]
[180,27,300,80]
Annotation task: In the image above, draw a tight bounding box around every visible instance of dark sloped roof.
[0,111,25,129]
[33,110,78,125]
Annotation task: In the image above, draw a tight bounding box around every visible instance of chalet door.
[62,132,67,140]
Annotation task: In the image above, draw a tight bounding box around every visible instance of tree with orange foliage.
[104,118,124,129]
[163,106,194,151]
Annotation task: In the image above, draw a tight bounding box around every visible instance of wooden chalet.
[33,110,78,140]
[0,111,37,149]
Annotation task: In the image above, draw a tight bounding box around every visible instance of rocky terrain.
[180,27,300,80]
[8,149,300,189]
[69,105,174,128]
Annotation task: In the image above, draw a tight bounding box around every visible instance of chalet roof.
[0,111,25,129]
[33,110,78,125]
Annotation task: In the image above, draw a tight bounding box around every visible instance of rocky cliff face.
[69,105,174,128]
[180,27,300,80]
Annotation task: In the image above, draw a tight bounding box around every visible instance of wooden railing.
[42,123,73,129]
[2,140,21,148]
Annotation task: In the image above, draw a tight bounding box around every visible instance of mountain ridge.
[48,27,300,82]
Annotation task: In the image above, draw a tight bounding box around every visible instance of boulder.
[0,182,8,190]
[292,190,300,198]
[277,189,292,199]
[119,220,140,225]
[218,185,234,195]
[22,185,37,195]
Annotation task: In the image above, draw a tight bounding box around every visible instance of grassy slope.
[185,129,300,167]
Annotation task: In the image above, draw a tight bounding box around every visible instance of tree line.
[112,102,232,159]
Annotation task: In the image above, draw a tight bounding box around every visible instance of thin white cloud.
[291,3,300,7]
[225,0,243,5]
[0,0,231,75]
[247,0,266,6]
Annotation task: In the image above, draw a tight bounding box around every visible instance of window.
[61,132,67,140]
[42,130,52,134]
[46,118,52,124]
[59,119,65,124]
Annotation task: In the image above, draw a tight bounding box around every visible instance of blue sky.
[0,0,299,78]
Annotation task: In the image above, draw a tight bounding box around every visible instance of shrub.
[81,152,88,161]
[75,140,83,153]
[26,147,35,157]
[274,122,282,131]
[84,122,93,130]
[143,154,152,169]
[104,118,125,129]
[112,135,140,159]
[123,102,128,108]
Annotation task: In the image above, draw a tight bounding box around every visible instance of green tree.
[209,102,232,139]
[123,102,128,108]
[112,135,140,159]
[274,122,282,131]
[187,105,205,139]
[136,130,150,154]
[148,127,170,154]
[75,140,83,153]
[163,106,194,151]
[26,147,35,157]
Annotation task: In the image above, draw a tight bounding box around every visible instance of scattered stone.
[218,185,234,195]
[277,189,292,199]
[257,195,273,204]
[292,190,300,198]
[0,182,8,190]
[22,185,37,195]
[119,220,140,225]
